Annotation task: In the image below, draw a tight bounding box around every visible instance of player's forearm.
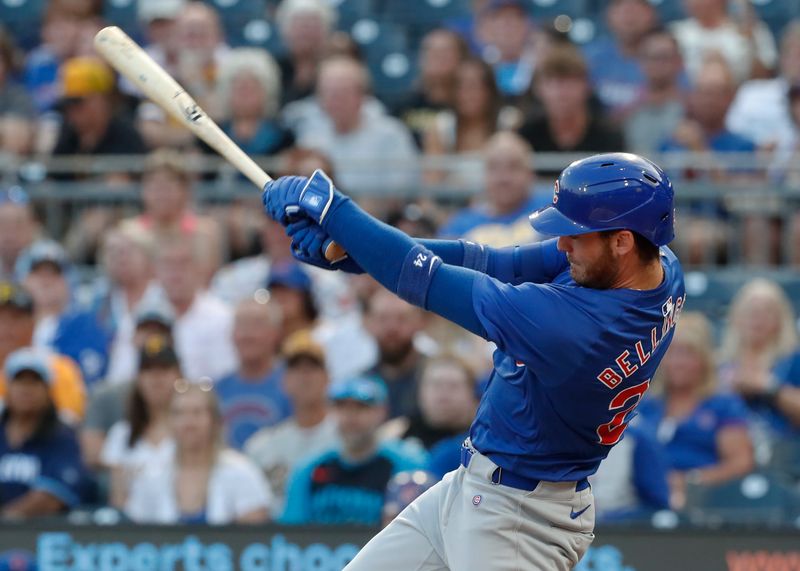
[1,490,66,518]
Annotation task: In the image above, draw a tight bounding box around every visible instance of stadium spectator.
[88,227,159,385]
[661,57,755,159]
[275,0,336,105]
[395,29,468,146]
[245,330,339,513]
[281,376,425,525]
[380,354,478,451]
[624,28,687,154]
[124,384,272,524]
[423,58,503,187]
[0,282,86,424]
[50,57,146,167]
[266,262,318,339]
[638,313,754,510]
[120,149,223,280]
[0,187,37,282]
[137,1,228,148]
[438,131,546,247]
[212,48,293,158]
[215,300,291,450]
[153,237,237,381]
[517,45,625,177]
[79,301,175,469]
[136,0,186,75]
[480,0,535,99]
[0,28,35,156]
[726,21,800,157]
[102,335,179,509]
[589,425,671,522]
[297,56,419,195]
[363,290,429,419]
[21,242,110,387]
[583,0,658,116]
[670,0,777,83]
[0,348,90,518]
[718,280,800,457]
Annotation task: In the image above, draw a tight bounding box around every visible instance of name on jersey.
[595,294,685,390]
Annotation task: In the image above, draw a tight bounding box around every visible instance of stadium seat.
[647,0,685,23]
[369,49,418,107]
[0,0,47,51]
[769,438,800,483]
[379,0,471,31]
[206,0,267,46]
[236,18,285,54]
[685,473,799,526]
[351,18,408,54]
[526,0,588,25]
[332,0,376,30]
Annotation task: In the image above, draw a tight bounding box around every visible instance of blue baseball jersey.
[637,394,749,471]
[0,419,87,508]
[215,365,293,450]
[468,240,685,481]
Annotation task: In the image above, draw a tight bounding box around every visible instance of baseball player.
[262,153,685,570]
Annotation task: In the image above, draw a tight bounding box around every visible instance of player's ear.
[612,230,636,257]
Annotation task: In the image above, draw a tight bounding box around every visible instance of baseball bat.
[93,26,346,262]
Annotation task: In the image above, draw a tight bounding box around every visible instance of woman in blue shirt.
[638,312,754,509]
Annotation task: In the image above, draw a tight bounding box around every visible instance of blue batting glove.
[297,169,349,228]
[287,219,364,274]
[262,176,307,225]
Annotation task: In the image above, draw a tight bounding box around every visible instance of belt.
[460,443,590,492]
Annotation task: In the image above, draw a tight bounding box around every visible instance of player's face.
[557,232,619,289]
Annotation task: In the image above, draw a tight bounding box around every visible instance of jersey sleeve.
[471,275,601,382]
[485,239,569,285]
[278,458,316,525]
[631,430,671,511]
[35,429,86,508]
[713,395,750,428]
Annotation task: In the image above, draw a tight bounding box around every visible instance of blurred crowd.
[1,0,800,528]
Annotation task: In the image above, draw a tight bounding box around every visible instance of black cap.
[0,282,34,314]
[139,334,180,370]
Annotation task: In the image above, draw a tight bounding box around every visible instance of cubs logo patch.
[553,180,560,204]
[472,495,482,506]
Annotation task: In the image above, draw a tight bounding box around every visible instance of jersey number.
[596,379,650,445]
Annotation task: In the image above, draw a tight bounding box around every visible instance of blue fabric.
[178,509,208,525]
[637,394,749,471]
[280,442,426,525]
[582,38,645,112]
[460,240,490,273]
[468,244,685,481]
[215,365,292,450]
[0,420,87,508]
[630,426,671,511]
[427,432,469,478]
[660,130,756,154]
[396,245,443,307]
[52,309,112,388]
[223,120,292,156]
[438,194,548,240]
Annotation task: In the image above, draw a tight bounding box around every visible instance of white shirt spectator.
[125,449,273,524]
[670,18,777,83]
[244,413,339,513]
[726,77,794,147]
[297,109,420,196]
[100,420,175,471]
[172,291,238,381]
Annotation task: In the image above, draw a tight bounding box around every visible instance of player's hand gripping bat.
[93,26,346,262]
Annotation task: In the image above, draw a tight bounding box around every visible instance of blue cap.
[329,376,388,406]
[21,241,70,275]
[268,262,312,292]
[4,347,53,385]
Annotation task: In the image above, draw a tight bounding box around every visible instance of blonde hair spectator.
[654,312,718,398]
[217,48,282,121]
[276,0,337,38]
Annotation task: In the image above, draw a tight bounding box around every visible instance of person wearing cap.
[0,282,86,424]
[214,299,291,450]
[480,0,535,99]
[152,236,237,381]
[22,241,111,387]
[244,329,339,512]
[0,186,37,283]
[51,56,146,172]
[119,148,224,281]
[280,375,426,525]
[267,261,319,340]
[102,335,181,509]
[0,347,90,518]
[80,301,175,470]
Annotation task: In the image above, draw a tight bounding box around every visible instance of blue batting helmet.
[529,153,674,246]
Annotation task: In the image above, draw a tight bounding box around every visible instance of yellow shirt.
[0,354,87,424]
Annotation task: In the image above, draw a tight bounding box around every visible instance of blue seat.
[648,0,685,22]
[379,0,471,30]
[527,0,588,24]
[685,473,798,526]
[350,19,408,54]
[369,50,418,107]
[770,437,800,482]
[332,0,376,29]
[0,0,47,50]
[233,18,285,54]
